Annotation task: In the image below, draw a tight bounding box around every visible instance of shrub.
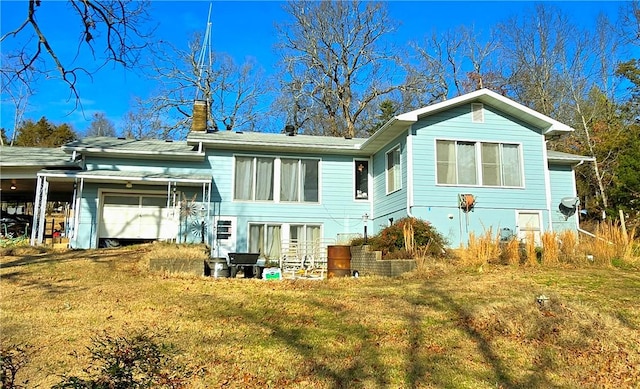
[351,217,447,258]
[53,329,193,389]
[1,342,31,389]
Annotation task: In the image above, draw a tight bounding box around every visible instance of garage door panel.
[100,193,177,240]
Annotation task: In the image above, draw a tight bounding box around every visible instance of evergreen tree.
[14,117,77,147]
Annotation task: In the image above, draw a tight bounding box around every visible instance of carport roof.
[39,169,211,185]
[0,146,80,167]
[62,137,205,160]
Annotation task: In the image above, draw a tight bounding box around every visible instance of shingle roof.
[0,146,79,167]
[61,137,205,160]
[187,130,369,155]
[547,150,595,164]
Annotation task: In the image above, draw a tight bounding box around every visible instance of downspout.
[573,160,585,233]
[406,126,415,218]
[542,139,553,233]
[207,180,212,250]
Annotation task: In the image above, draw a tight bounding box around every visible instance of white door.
[212,216,237,258]
[100,193,177,240]
[517,211,542,245]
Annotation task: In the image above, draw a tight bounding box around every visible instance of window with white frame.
[354,160,369,199]
[290,224,321,244]
[386,146,401,193]
[249,223,281,260]
[234,156,274,201]
[234,156,319,203]
[436,140,522,187]
[280,158,319,202]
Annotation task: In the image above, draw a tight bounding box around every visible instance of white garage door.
[99,193,178,240]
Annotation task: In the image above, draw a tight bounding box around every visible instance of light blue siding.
[207,150,369,251]
[371,134,409,234]
[409,104,550,246]
[66,94,585,253]
[72,156,210,249]
[549,163,579,232]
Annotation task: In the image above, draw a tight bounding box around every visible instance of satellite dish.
[559,197,580,220]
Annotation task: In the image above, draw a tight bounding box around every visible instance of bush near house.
[351,217,448,259]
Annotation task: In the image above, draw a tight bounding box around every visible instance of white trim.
[434,138,525,188]
[232,154,322,205]
[406,128,415,217]
[353,158,371,202]
[385,145,402,194]
[395,88,574,135]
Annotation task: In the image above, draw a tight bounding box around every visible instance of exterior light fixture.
[125,181,132,189]
[362,213,369,244]
[10,183,16,190]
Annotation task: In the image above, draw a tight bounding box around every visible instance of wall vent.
[471,103,484,123]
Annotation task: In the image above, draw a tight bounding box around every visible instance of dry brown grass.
[580,222,639,267]
[558,230,579,264]
[144,242,209,261]
[522,232,538,266]
[500,238,520,266]
[541,231,559,266]
[1,245,639,388]
[459,228,501,267]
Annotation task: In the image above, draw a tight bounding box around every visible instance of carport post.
[30,175,49,246]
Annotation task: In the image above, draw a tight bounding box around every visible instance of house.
[11,89,592,259]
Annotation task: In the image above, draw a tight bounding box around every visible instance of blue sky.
[0,1,627,138]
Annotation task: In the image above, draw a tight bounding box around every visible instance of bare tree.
[86,112,117,137]
[0,54,38,146]
[409,25,504,100]
[0,0,153,108]
[497,4,577,119]
[499,4,624,212]
[120,100,167,140]
[144,33,269,137]
[276,0,416,138]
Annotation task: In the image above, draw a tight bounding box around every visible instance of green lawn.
[1,246,639,388]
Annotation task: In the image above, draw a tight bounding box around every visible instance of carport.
[1,146,81,240]
[32,170,212,248]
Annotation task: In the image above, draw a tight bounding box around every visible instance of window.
[249,223,281,260]
[234,156,274,201]
[281,158,319,202]
[234,156,319,203]
[436,140,522,187]
[290,224,321,244]
[354,160,369,199]
[386,146,401,193]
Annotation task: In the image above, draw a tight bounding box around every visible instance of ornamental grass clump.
[458,228,501,267]
[541,231,560,266]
